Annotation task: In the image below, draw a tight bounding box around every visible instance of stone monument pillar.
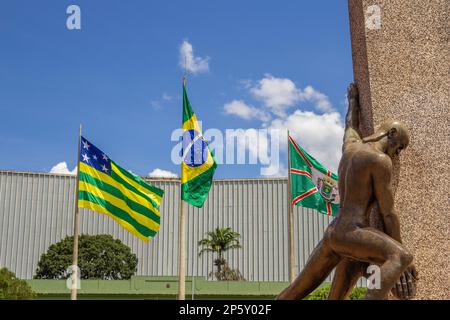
[348,0,449,299]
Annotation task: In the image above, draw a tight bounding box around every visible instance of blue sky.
[0,0,353,178]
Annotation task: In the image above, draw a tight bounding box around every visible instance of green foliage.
[199,227,244,281]
[0,268,36,300]
[305,285,330,300]
[348,286,367,300]
[305,284,367,300]
[212,263,246,281]
[198,227,242,257]
[34,234,138,280]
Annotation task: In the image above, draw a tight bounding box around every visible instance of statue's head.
[362,120,410,158]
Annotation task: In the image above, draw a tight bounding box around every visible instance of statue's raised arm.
[343,82,362,152]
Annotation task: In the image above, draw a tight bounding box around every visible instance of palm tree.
[198,227,242,276]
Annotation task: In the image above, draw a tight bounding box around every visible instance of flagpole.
[178,76,187,300]
[71,124,82,300]
[178,194,186,300]
[287,130,295,283]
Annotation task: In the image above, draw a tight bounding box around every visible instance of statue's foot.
[391,265,419,300]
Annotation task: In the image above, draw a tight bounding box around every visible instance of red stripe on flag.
[290,169,312,179]
[292,187,318,206]
[289,135,312,168]
[326,202,332,216]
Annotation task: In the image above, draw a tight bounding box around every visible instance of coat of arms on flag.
[288,134,339,217]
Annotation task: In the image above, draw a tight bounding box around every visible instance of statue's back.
[337,142,380,224]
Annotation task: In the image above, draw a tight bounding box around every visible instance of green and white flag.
[288,134,339,217]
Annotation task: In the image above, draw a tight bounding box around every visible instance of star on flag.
[82,140,90,150]
[82,154,90,162]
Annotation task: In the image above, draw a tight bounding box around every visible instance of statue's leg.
[276,238,340,300]
[330,227,413,300]
[328,258,366,300]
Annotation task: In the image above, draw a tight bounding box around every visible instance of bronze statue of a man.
[277,83,418,300]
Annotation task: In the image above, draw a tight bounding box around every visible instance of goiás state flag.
[181,83,217,208]
[78,137,164,241]
[289,134,339,217]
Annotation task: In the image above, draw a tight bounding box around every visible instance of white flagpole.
[71,124,82,300]
[178,76,187,300]
[287,130,295,283]
[178,196,186,300]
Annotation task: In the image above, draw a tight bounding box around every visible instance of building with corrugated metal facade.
[0,170,335,282]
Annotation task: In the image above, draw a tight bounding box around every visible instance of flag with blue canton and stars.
[78,136,164,241]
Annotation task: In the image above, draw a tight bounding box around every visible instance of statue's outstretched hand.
[391,264,419,300]
[347,82,359,100]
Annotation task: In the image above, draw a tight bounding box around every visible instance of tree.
[198,227,245,280]
[0,268,36,300]
[34,234,138,280]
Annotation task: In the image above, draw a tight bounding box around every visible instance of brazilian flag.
[78,137,164,241]
[181,83,217,207]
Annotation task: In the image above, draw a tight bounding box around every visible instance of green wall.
[27,276,290,300]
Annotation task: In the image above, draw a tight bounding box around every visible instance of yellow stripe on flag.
[79,181,160,232]
[181,153,215,184]
[79,162,160,216]
[181,114,215,184]
[111,163,162,208]
[182,114,202,132]
[78,199,150,242]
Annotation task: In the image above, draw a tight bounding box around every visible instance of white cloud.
[224,112,344,175]
[162,93,172,101]
[238,79,253,89]
[224,100,270,122]
[248,74,334,116]
[302,86,333,113]
[268,110,344,172]
[148,168,178,178]
[261,162,288,178]
[150,100,161,110]
[150,93,173,110]
[233,128,264,163]
[250,75,300,117]
[224,75,343,174]
[179,40,209,74]
[50,162,76,175]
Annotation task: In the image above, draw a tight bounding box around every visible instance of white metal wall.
[0,171,335,281]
